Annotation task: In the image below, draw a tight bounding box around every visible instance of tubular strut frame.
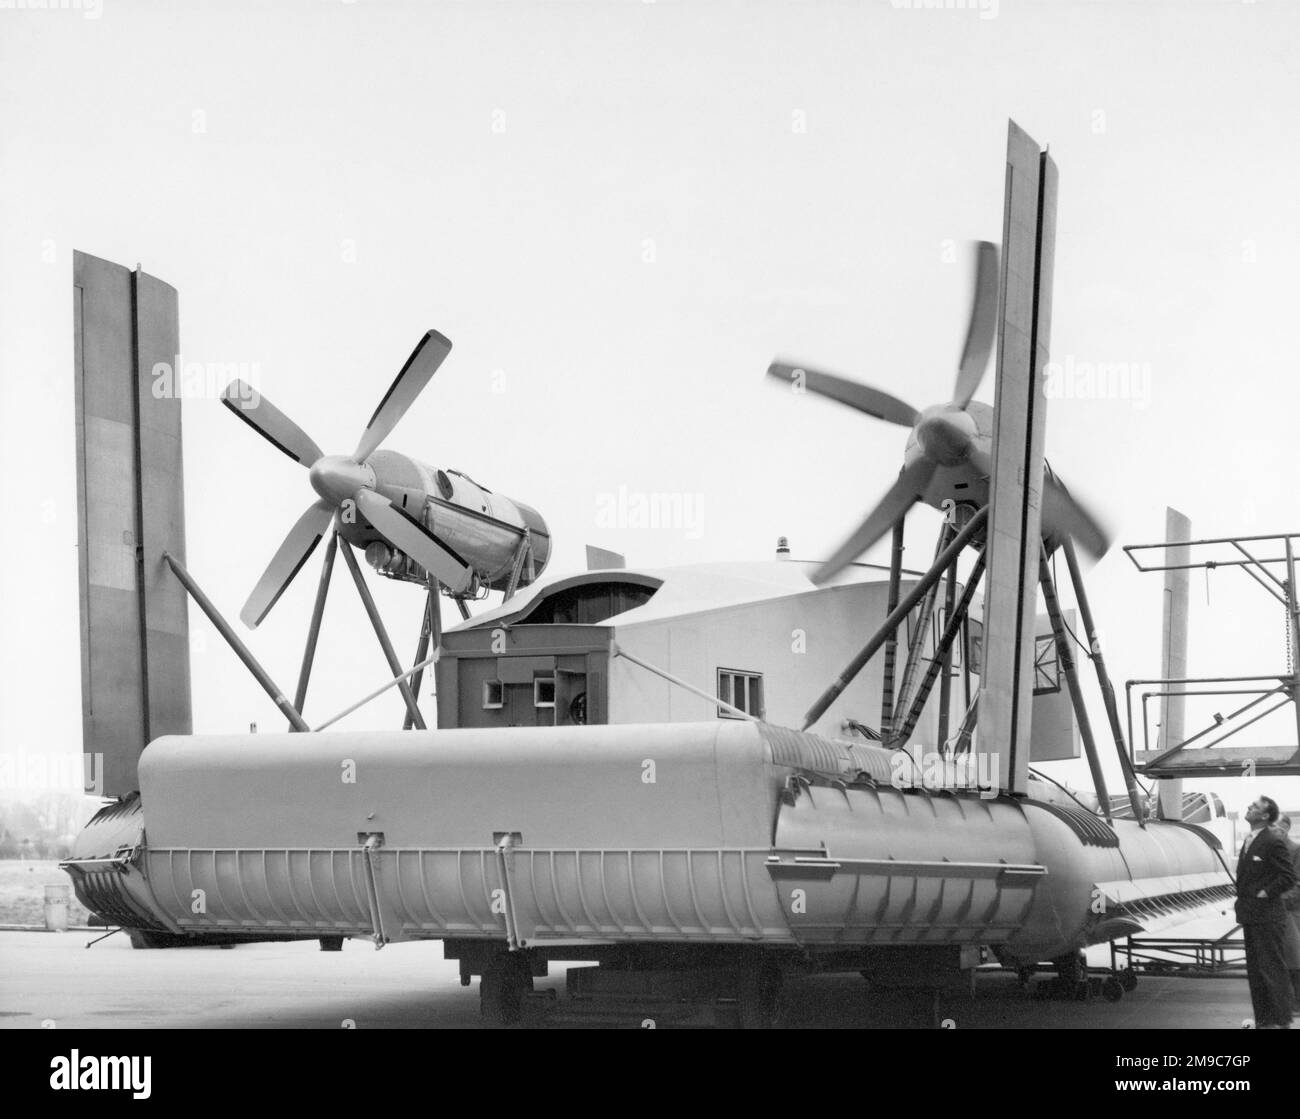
[1123,530,1300,776]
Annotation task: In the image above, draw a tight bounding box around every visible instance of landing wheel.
[480,952,533,1028]
[127,928,185,949]
[1102,976,1124,1003]
[736,956,785,1030]
[1119,967,1138,992]
[319,936,345,952]
[1053,951,1086,984]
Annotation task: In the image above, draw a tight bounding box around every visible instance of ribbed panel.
[1022,800,1119,848]
[71,868,170,931]
[840,743,897,785]
[757,724,894,784]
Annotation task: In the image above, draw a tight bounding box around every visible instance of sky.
[1,0,1298,815]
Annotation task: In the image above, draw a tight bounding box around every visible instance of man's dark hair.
[1260,795,1280,825]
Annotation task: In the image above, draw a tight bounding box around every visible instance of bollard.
[43,884,70,932]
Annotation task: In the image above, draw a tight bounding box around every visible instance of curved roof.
[452,559,899,631]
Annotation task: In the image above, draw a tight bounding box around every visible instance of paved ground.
[0,929,1261,1029]
[0,862,91,928]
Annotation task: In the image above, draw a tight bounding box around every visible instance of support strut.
[1062,540,1145,823]
[1038,547,1111,821]
[162,552,310,732]
[502,530,533,602]
[890,521,954,746]
[894,550,987,751]
[880,517,906,739]
[1287,537,1300,754]
[338,535,426,730]
[937,533,960,749]
[293,531,338,722]
[404,580,442,731]
[802,505,988,731]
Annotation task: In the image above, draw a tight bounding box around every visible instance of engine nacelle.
[345,450,551,591]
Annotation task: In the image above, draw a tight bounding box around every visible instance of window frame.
[534,677,557,709]
[717,667,764,720]
[1033,633,1061,695]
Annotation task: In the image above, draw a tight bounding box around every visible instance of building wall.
[608,580,968,750]
[437,575,1079,770]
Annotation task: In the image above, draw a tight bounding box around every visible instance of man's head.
[1245,796,1280,827]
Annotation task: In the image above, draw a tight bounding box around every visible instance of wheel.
[127,928,178,949]
[319,936,345,952]
[480,952,533,1028]
[1119,967,1138,992]
[736,956,784,1029]
[1102,976,1124,1003]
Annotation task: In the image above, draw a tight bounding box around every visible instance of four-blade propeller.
[227,249,1108,630]
[768,241,1110,583]
[222,330,473,628]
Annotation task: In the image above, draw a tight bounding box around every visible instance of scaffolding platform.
[1123,528,1300,781]
[1109,932,1246,980]
[1133,744,1300,778]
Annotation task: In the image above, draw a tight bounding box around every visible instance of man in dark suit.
[1277,815,1300,1001]
[1236,796,1298,1028]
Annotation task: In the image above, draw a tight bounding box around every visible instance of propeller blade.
[814,459,936,585]
[1043,474,1112,559]
[354,488,474,594]
[241,500,335,628]
[952,241,999,408]
[353,330,453,462]
[222,381,323,467]
[767,361,919,428]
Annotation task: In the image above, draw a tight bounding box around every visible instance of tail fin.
[74,251,191,797]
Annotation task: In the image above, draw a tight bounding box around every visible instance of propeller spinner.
[221,330,475,628]
[769,241,1110,583]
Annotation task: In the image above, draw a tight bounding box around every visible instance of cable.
[1028,765,1098,815]
[1049,550,1093,657]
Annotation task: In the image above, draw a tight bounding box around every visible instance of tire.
[480,952,533,1028]
[319,936,345,952]
[737,956,784,1030]
[1119,967,1138,992]
[127,928,177,949]
[1102,976,1124,1003]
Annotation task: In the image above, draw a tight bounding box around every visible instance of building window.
[1033,634,1061,694]
[534,677,556,708]
[482,680,503,709]
[718,668,764,719]
[965,619,983,676]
